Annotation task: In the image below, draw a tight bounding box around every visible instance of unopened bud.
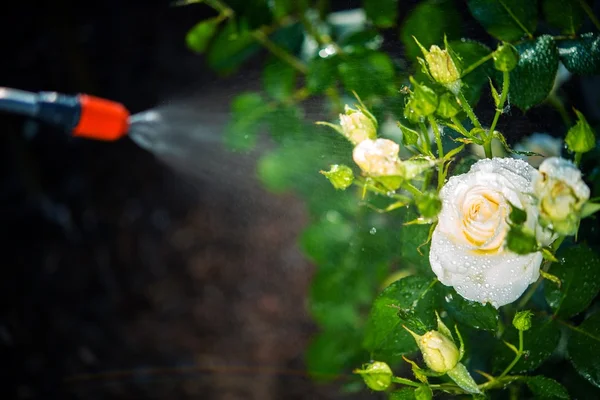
[534,157,590,236]
[404,77,438,123]
[493,43,519,72]
[565,109,596,154]
[354,361,393,391]
[405,328,460,373]
[425,45,461,86]
[353,139,402,176]
[513,310,533,331]
[321,164,354,190]
[339,105,377,145]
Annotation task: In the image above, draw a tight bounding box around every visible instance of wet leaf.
[493,316,560,374]
[363,276,438,362]
[224,92,269,150]
[440,287,499,331]
[526,376,569,399]
[450,40,493,104]
[186,18,221,53]
[567,311,600,388]
[338,52,396,98]
[509,35,559,110]
[558,33,600,75]
[263,57,297,101]
[545,245,600,318]
[306,56,338,94]
[363,0,398,28]
[542,0,586,35]
[467,0,537,42]
[400,0,461,61]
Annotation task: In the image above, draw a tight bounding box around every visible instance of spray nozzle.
[0,87,131,141]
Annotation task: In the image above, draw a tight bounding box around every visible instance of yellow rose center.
[459,188,507,251]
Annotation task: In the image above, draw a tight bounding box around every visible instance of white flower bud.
[339,106,377,145]
[406,329,460,373]
[534,157,590,236]
[352,139,402,176]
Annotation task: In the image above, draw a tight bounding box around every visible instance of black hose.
[0,87,81,131]
[0,87,39,117]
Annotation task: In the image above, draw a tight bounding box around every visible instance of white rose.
[353,138,402,176]
[534,157,590,236]
[429,158,553,307]
[514,133,562,168]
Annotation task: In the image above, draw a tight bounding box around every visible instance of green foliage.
[450,40,493,104]
[187,0,600,397]
[306,57,337,94]
[545,245,600,318]
[363,0,398,28]
[509,35,559,110]
[467,0,537,42]
[338,52,396,98]
[186,18,221,53]
[542,0,586,35]
[224,92,270,150]
[400,0,461,61]
[567,311,600,387]
[525,376,569,399]
[493,317,560,374]
[558,33,600,75]
[262,57,297,101]
[440,287,499,332]
[363,276,437,362]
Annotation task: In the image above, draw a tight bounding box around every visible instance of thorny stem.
[499,330,524,379]
[428,116,445,190]
[456,90,483,130]
[488,71,510,141]
[449,116,470,137]
[419,121,433,190]
[574,152,583,167]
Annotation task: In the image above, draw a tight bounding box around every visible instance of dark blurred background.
[1,0,599,399]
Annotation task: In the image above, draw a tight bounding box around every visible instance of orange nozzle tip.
[73,94,130,141]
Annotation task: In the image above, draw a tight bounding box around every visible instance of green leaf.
[363,0,398,28]
[389,388,417,400]
[493,316,560,374]
[186,18,221,53]
[206,20,261,74]
[399,212,432,272]
[306,56,338,94]
[467,0,537,42]
[558,33,600,75]
[363,276,438,362]
[450,40,493,104]
[542,0,586,35]
[269,0,292,20]
[262,57,297,101]
[227,0,273,30]
[224,92,269,150]
[509,35,559,110]
[526,376,569,399]
[441,287,499,331]
[338,52,396,98]
[544,245,600,318]
[400,0,461,61]
[339,29,384,54]
[567,311,600,388]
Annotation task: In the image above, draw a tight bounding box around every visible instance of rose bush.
[429,158,553,307]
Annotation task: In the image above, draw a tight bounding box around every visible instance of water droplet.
[370,227,377,235]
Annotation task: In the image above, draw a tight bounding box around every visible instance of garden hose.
[0,87,130,141]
